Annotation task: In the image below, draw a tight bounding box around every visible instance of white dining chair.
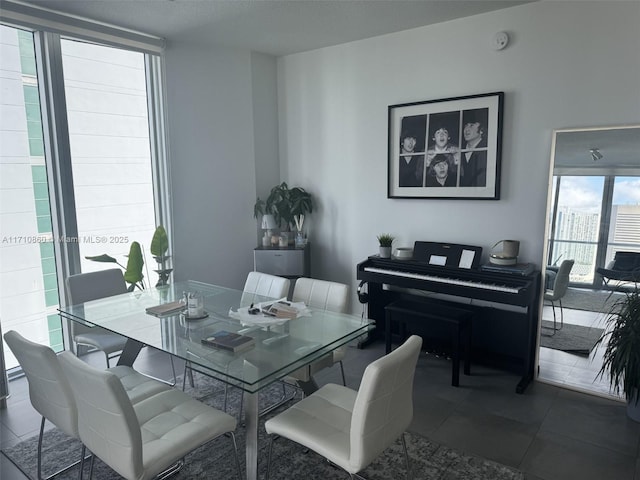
[242,271,291,303]
[183,271,290,391]
[59,351,242,480]
[67,268,177,384]
[3,330,171,480]
[66,268,129,366]
[265,335,423,479]
[288,277,350,385]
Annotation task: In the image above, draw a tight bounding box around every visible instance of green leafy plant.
[253,182,313,231]
[595,284,640,406]
[377,234,395,248]
[150,225,169,260]
[86,241,144,291]
[150,225,172,287]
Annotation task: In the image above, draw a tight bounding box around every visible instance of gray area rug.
[560,288,623,313]
[2,375,524,480]
[540,320,604,355]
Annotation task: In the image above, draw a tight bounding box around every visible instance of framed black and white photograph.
[388,92,504,199]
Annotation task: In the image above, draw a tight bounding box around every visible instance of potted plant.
[595,284,640,422]
[377,233,395,259]
[85,241,145,291]
[150,225,172,287]
[254,182,313,244]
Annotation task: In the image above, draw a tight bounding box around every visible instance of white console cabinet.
[253,244,310,278]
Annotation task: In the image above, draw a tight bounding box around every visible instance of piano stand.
[385,299,472,387]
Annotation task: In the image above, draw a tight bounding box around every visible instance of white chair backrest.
[3,331,78,438]
[348,335,422,472]
[291,277,349,313]
[552,259,575,298]
[66,268,127,305]
[66,268,127,336]
[242,272,290,302]
[59,351,143,480]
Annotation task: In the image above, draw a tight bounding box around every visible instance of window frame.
[1,14,171,353]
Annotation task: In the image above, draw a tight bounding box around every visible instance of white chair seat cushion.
[134,389,237,479]
[74,331,126,355]
[265,383,356,470]
[109,366,171,404]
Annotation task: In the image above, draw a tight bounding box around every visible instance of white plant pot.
[379,246,392,258]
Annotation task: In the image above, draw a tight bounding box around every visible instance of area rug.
[540,320,604,355]
[2,375,524,480]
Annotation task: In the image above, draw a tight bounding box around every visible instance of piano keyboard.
[363,267,523,294]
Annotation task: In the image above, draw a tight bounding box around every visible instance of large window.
[0,27,59,361]
[60,39,157,273]
[0,21,168,371]
[548,175,640,288]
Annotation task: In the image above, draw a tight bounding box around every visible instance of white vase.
[379,246,392,258]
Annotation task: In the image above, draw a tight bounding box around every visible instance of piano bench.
[384,299,473,387]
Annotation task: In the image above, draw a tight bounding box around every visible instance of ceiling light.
[590,148,603,161]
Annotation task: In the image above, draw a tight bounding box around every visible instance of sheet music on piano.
[413,241,482,270]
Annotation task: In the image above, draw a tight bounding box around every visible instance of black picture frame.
[388,91,504,199]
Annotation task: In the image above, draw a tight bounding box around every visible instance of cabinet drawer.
[254,246,309,277]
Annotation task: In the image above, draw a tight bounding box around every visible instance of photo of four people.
[398,108,488,188]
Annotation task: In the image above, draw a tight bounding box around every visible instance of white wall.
[163,42,279,289]
[277,1,640,310]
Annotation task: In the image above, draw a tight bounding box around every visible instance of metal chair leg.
[88,451,95,479]
[37,416,45,480]
[229,432,243,480]
[338,360,346,386]
[401,433,412,480]
[37,416,90,480]
[558,299,565,330]
[168,355,177,386]
[266,435,275,480]
[78,445,85,480]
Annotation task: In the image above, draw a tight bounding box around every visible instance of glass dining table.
[58,280,373,480]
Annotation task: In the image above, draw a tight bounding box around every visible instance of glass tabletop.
[58,280,373,393]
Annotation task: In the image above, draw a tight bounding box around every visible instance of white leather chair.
[59,351,242,480]
[184,271,290,391]
[3,330,170,480]
[543,259,575,334]
[265,335,422,479]
[66,268,129,366]
[289,277,350,385]
[242,271,292,303]
[68,268,177,384]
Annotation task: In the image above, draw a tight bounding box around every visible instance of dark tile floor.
[2,340,639,480]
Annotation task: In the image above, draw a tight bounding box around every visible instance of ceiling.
[554,126,640,170]
[17,0,533,56]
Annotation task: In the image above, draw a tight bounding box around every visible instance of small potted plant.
[595,284,640,422]
[377,233,395,259]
